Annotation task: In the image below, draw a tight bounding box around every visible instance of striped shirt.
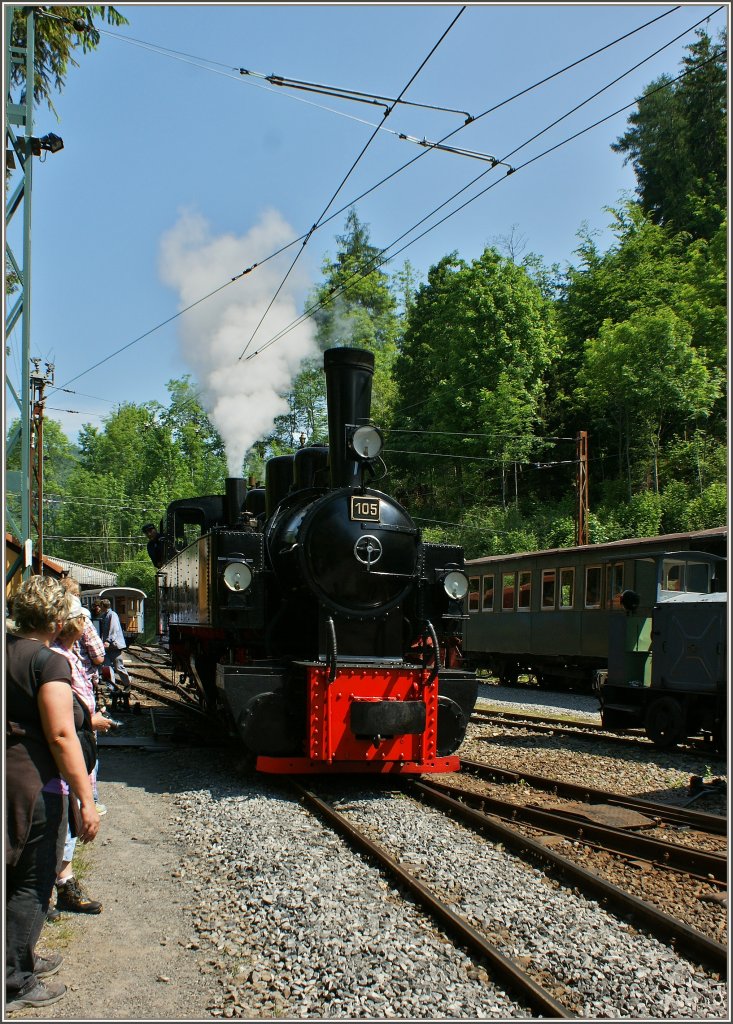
[51,641,96,715]
[76,618,105,690]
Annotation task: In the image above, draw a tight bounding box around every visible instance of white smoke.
[159,208,318,475]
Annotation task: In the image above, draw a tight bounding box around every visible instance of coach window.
[662,561,684,592]
[468,576,480,613]
[518,570,531,610]
[482,574,494,612]
[606,562,624,607]
[559,567,574,608]
[542,569,556,609]
[502,572,516,611]
[585,565,602,609]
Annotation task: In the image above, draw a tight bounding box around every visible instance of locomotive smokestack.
[225,477,247,526]
[324,347,375,488]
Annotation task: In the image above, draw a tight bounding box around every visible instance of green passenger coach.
[463,527,727,692]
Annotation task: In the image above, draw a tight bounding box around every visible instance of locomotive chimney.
[324,347,375,488]
[225,477,247,526]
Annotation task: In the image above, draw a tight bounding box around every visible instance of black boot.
[55,877,102,914]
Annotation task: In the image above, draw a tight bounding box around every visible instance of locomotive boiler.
[156,347,477,773]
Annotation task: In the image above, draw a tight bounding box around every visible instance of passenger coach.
[463,527,727,690]
[81,586,147,645]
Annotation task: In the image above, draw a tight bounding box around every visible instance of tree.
[270,211,403,455]
[161,377,227,497]
[611,30,727,239]
[554,202,727,442]
[9,6,128,116]
[393,247,558,510]
[578,309,719,495]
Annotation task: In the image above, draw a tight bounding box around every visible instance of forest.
[8,29,727,596]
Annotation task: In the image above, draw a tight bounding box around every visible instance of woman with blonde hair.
[5,576,101,1013]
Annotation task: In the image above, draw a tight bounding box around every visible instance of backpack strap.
[30,644,57,694]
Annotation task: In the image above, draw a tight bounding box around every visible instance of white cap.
[65,595,85,619]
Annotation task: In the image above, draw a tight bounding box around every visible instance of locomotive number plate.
[350,495,381,522]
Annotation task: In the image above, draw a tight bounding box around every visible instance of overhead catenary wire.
[241,68,473,121]
[387,428,576,441]
[246,17,725,356]
[245,35,726,360]
[236,5,466,361]
[46,3,681,152]
[385,448,579,466]
[44,2,687,393]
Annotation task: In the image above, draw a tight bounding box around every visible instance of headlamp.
[443,570,469,601]
[223,561,253,592]
[347,424,383,461]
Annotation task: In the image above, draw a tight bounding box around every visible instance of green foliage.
[686,482,728,531]
[578,307,719,493]
[10,6,128,117]
[36,380,226,572]
[611,30,727,240]
[615,491,664,538]
[115,555,156,596]
[271,210,402,454]
[392,246,559,513]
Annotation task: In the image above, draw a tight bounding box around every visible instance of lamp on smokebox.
[436,566,470,620]
[346,424,383,462]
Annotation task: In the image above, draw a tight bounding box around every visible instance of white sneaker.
[95,803,107,816]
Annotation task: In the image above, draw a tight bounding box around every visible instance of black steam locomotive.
[155,347,477,773]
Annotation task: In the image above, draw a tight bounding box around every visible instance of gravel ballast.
[29,682,728,1021]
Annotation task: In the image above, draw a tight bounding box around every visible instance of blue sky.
[5,2,728,458]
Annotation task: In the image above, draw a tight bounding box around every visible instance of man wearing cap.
[93,599,131,693]
[142,523,167,569]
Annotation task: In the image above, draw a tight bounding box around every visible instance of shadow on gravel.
[94,745,260,799]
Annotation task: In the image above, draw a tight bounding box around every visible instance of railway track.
[289,777,726,1019]
[290,780,574,1018]
[403,776,727,975]
[416,770,726,884]
[459,759,727,836]
[472,706,725,759]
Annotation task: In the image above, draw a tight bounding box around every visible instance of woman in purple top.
[5,578,100,1013]
[51,597,112,915]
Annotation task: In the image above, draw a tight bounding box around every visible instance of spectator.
[61,580,105,710]
[142,522,168,569]
[60,580,106,815]
[50,597,112,916]
[93,598,131,693]
[6,577,100,1013]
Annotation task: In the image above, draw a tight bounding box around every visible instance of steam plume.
[159,209,318,475]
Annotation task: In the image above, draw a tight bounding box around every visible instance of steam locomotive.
[155,347,477,773]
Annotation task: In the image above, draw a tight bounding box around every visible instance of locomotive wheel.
[644,696,686,749]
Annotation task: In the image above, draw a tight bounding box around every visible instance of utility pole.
[576,430,589,547]
[5,8,64,584]
[5,6,35,584]
[30,360,54,573]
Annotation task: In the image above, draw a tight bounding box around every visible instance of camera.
[103,716,124,730]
